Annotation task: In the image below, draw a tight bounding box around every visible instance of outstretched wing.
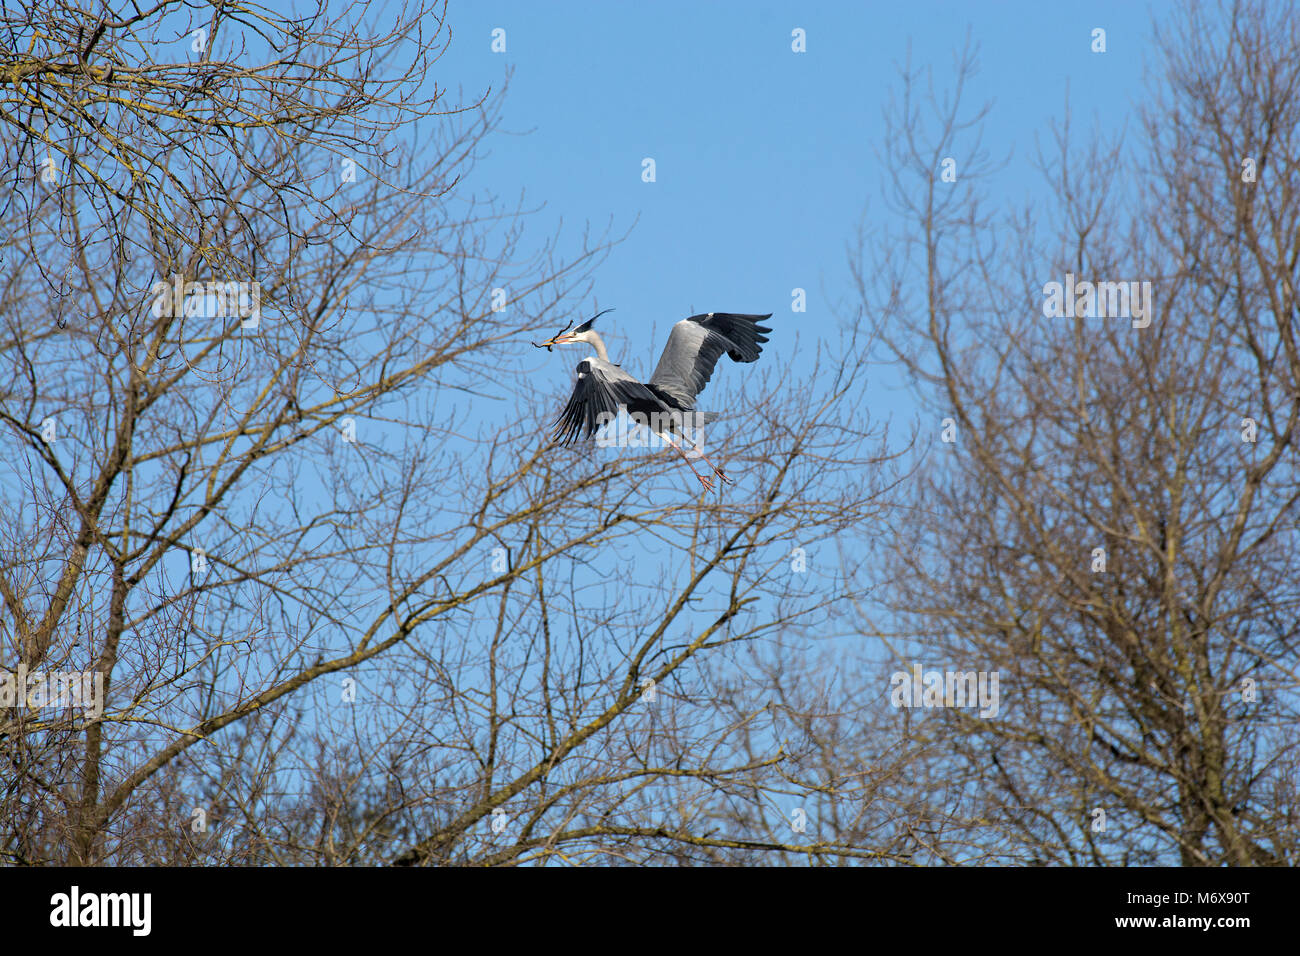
[551,356,665,446]
[647,312,772,409]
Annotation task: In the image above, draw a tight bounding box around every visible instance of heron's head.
[533,308,614,351]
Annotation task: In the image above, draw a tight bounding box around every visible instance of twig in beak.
[531,317,575,351]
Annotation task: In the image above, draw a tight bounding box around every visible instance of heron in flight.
[534,309,772,491]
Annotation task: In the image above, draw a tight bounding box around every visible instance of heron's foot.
[711,466,732,485]
[695,473,715,493]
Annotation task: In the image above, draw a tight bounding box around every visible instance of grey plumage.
[647,312,772,410]
[551,357,663,446]
[548,312,772,445]
[537,309,772,491]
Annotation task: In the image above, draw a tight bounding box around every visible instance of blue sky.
[0,0,1266,866]
[432,0,1159,425]
[407,3,1170,854]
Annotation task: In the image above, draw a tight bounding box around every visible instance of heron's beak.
[532,320,576,352]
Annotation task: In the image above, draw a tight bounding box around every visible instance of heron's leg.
[655,430,714,492]
[671,428,732,485]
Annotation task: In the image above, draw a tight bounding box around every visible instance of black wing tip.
[548,362,630,446]
[713,313,772,362]
[685,312,774,340]
[548,412,578,446]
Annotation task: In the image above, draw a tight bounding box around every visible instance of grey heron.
[534,309,773,491]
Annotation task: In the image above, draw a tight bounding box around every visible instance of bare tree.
[0,2,906,866]
[856,0,1299,865]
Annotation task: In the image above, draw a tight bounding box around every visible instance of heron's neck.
[586,330,611,363]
